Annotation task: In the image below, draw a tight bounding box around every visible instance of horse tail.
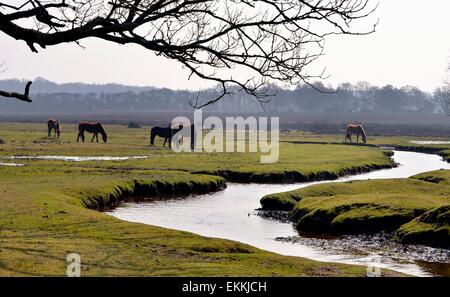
[150,127,156,145]
[344,125,351,142]
[77,123,83,142]
[359,125,367,143]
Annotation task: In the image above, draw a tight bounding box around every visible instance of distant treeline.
[0,78,444,114]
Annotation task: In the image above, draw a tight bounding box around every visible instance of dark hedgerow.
[127,121,142,129]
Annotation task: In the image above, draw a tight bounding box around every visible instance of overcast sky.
[1,0,450,92]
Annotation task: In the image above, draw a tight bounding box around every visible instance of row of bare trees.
[434,64,450,115]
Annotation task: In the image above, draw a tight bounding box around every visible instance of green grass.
[2,160,393,276]
[0,123,395,182]
[261,171,450,247]
[0,122,413,276]
[397,205,450,247]
[280,130,450,161]
[395,171,450,247]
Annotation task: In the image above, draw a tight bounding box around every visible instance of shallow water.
[108,151,450,277]
[410,140,450,145]
[0,162,25,166]
[2,155,148,162]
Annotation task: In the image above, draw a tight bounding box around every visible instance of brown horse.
[150,124,183,147]
[77,122,108,143]
[47,119,61,138]
[345,124,367,144]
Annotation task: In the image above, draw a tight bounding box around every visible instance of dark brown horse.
[150,124,183,147]
[47,119,61,138]
[345,124,367,144]
[77,122,108,143]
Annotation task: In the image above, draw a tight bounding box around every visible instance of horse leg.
[91,133,96,143]
[163,137,167,147]
[78,131,85,143]
[150,133,155,146]
[96,133,99,143]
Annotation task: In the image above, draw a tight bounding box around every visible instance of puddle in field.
[0,162,25,167]
[1,155,149,162]
[410,140,450,145]
[108,151,450,277]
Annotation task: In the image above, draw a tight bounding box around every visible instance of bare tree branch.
[0,61,6,73]
[0,81,33,102]
[435,62,450,115]
[0,0,377,107]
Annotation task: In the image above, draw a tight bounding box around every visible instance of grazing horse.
[77,122,108,143]
[150,124,183,147]
[345,124,367,144]
[47,119,61,138]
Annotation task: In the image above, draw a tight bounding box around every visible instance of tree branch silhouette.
[0,0,377,107]
[0,81,33,102]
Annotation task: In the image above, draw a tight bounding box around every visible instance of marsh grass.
[0,123,412,276]
[262,171,450,248]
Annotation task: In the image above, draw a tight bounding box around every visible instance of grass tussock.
[261,171,450,247]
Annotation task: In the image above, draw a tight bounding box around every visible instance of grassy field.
[261,171,450,248]
[0,123,396,182]
[281,130,450,161]
[0,122,404,276]
[0,122,439,276]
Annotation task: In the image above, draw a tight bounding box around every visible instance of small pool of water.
[410,141,450,145]
[1,155,149,162]
[0,162,25,166]
[108,151,450,277]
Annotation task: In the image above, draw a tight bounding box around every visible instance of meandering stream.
[108,151,450,277]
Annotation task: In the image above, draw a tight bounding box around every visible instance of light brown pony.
[345,124,367,144]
